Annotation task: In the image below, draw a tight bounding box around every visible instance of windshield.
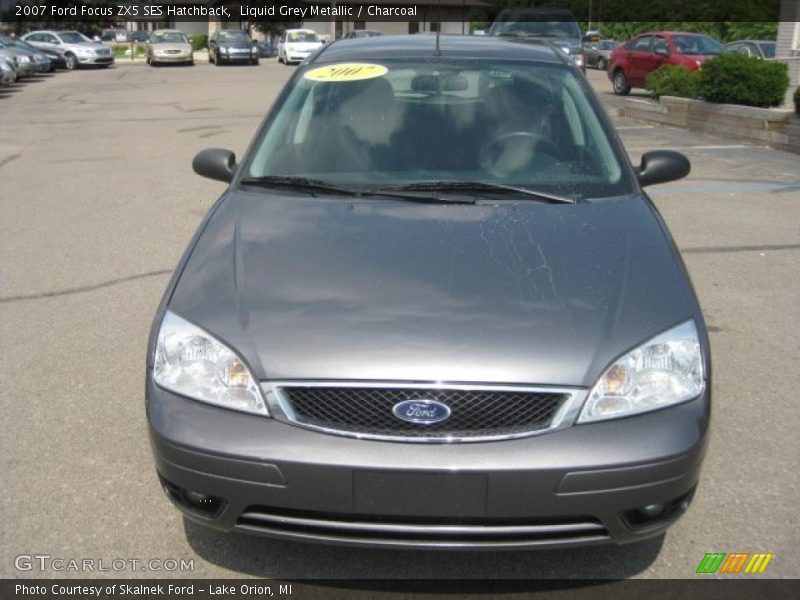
[673,35,724,55]
[245,59,632,200]
[599,41,618,50]
[490,19,581,40]
[58,32,91,44]
[218,31,249,43]
[152,32,189,44]
[758,42,776,58]
[288,31,320,43]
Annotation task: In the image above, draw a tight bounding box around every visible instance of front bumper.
[219,51,256,62]
[147,377,709,549]
[286,53,311,63]
[153,54,192,63]
[78,55,114,65]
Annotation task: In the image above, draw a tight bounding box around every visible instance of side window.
[47,34,60,44]
[653,37,669,55]
[632,36,653,52]
[26,33,40,42]
[745,43,759,57]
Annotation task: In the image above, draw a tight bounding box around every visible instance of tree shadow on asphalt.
[183,518,665,582]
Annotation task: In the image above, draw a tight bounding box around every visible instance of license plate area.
[353,471,487,517]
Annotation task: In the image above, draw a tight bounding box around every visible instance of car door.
[584,42,598,65]
[649,35,671,73]
[23,33,45,50]
[627,36,654,86]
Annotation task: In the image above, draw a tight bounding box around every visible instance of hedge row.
[646,54,790,109]
[189,34,208,52]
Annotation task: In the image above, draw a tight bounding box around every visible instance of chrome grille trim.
[262,381,586,443]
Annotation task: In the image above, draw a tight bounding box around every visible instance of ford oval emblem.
[392,399,451,425]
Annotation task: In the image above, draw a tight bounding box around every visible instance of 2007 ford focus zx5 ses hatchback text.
[147,35,710,549]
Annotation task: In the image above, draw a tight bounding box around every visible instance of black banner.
[1,0,791,24]
[2,579,800,600]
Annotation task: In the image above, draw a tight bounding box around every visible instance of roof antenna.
[434,0,441,56]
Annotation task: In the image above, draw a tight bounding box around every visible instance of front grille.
[236,506,609,548]
[279,386,569,441]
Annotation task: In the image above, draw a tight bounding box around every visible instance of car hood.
[219,41,253,49]
[511,36,581,53]
[286,42,322,50]
[167,192,699,386]
[152,43,191,52]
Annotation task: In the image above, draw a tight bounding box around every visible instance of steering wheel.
[479,131,562,175]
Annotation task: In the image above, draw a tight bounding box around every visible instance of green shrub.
[111,44,145,58]
[795,86,800,115]
[189,34,208,52]
[698,53,789,108]
[646,65,701,99]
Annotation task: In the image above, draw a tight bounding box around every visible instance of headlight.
[153,311,268,416]
[220,46,229,54]
[575,54,585,67]
[578,320,704,423]
[251,47,258,54]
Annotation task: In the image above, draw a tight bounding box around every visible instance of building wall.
[777,0,799,57]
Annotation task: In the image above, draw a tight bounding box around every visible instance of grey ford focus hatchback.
[147,35,710,549]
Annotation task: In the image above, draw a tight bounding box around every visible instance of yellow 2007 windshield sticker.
[304,63,388,82]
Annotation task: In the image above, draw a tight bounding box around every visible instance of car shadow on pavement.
[184,518,665,580]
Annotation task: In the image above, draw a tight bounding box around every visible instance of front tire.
[251,58,259,66]
[597,57,606,71]
[64,53,77,70]
[613,69,631,95]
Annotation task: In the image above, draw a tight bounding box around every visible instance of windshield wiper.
[238,176,475,204]
[377,181,577,204]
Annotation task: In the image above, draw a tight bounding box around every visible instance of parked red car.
[608,32,724,95]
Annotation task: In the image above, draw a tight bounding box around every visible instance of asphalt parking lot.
[1,61,798,580]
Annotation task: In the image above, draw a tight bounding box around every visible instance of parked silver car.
[585,39,619,70]
[725,39,776,59]
[146,29,193,66]
[0,54,17,84]
[22,30,114,69]
[0,39,37,79]
[0,36,52,73]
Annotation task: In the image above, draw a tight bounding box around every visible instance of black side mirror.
[192,148,236,183]
[636,150,690,187]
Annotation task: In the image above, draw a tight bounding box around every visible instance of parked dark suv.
[148,35,709,550]
[490,8,586,71]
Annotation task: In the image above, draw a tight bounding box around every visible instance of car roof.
[636,31,713,37]
[312,34,566,64]
[152,29,185,34]
[495,8,576,18]
[726,39,774,44]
